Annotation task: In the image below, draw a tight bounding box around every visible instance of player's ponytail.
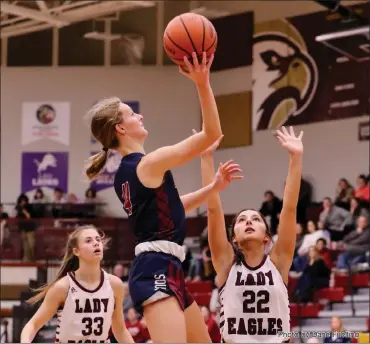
[84,97,123,181]
[85,150,109,180]
[27,225,108,305]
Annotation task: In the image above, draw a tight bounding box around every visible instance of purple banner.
[21,152,68,193]
[90,151,121,192]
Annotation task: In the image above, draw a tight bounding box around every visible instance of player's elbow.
[198,131,222,152]
[203,127,222,143]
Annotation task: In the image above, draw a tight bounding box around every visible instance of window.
[211,12,254,71]
[8,29,52,66]
[111,7,156,65]
[59,20,104,66]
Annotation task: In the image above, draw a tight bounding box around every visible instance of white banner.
[21,102,70,145]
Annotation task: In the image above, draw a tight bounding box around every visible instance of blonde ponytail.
[85,150,109,181]
[85,97,123,181]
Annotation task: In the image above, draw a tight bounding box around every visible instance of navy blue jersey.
[114,152,186,246]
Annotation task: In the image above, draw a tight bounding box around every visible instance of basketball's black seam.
[170,57,189,61]
[165,32,192,58]
[200,17,206,52]
[206,36,217,53]
[179,15,198,55]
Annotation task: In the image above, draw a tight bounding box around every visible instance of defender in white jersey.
[200,126,304,343]
[21,225,134,343]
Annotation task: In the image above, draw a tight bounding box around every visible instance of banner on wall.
[21,152,68,193]
[252,3,369,130]
[90,101,140,144]
[90,151,121,191]
[21,102,70,145]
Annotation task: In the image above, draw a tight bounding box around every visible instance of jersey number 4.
[243,290,270,313]
[81,317,104,336]
[121,182,133,216]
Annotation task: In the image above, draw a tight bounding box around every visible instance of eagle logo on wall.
[252,19,319,130]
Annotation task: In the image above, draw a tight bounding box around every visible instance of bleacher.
[1,206,370,343]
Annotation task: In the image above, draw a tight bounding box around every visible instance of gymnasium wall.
[1,66,368,216]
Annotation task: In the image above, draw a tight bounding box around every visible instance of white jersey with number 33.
[55,270,115,343]
[219,255,290,343]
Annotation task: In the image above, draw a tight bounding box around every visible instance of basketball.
[163,13,218,66]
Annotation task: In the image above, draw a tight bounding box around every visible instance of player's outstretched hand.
[179,51,214,86]
[213,160,243,192]
[275,126,303,156]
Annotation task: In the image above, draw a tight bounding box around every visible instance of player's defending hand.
[213,160,243,192]
[275,126,303,156]
[179,51,214,85]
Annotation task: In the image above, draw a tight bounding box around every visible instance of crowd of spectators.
[1,173,369,342]
[0,187,101,261]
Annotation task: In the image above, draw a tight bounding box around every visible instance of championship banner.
[21,102,70,145]
[252,3,369,130]
[21,152,68,193]
[90,101,140,144]
[90,151,121,192]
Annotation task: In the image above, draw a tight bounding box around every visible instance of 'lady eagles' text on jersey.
[219,255,290,343]
[55,270,115,343]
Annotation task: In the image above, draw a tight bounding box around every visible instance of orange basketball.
[163,13,217,66]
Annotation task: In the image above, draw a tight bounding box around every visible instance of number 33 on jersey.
[55,271,115,343]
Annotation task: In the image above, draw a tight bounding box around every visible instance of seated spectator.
[297,220,331,256]
[16,194,36,261]
[84,187,98,218]
[323,316,351,343]
[295,223,305,253]
[259,190,282,235]
[319,197,349,241]
[342,197,370,232]
[186,239,214,281]
[334,178,354,210]
[113,263,129,282]
[336,215,370,272]
[113,264,129,282]
[200,306,221,343]
[315,238,332,269]
[125,307,150,343]
[85,187,97,203]
[32,188,48,218]
[0,203,9,246]
[202,241,215,280]
[122,282,134,316]
[354,174,370,201]
[297,178,313,224]
[294,246,330,303]
[186,252,203,281]
[51,187,67,218]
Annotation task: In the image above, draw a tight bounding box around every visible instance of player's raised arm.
[20,279,68,343]
[200,142,242,284]
[137,52,222,188]
[270,126,303,284]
